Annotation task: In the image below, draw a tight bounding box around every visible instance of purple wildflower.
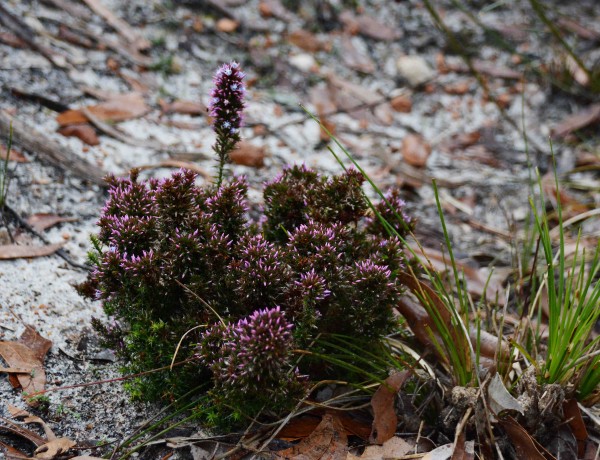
[209,62,246,185]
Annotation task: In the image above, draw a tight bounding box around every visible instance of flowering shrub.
[79,62,415,414]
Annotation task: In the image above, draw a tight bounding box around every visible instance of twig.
[0,110,106,186]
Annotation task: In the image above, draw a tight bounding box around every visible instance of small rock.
[396,55,436,87]
[289,53,317,73]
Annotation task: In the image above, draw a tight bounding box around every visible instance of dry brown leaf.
[230,141,267,167]
[34,438,76,459]
[8,405,56,440]
[216,18,239,33]
[339,11,401,41]
[390,94,412,113]
[0,327,51,404]
[443,80,471,95]
[500,416,556,460]
[0,243,64,260]
[288,29,327,52]
[563,399,588,458]
[159,99,206,116]
[0,342,46,398]
[0,145,28,162]
[57,123,100,146]
[401,133,431,167]
[0,440,31,459]
[551,103,600,139]
[26,214,78,233]
[275,414,348,459]
[56,93,149,126]
[341,35,375,74]
[369,371,410,444]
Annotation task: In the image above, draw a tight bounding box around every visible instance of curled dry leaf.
[551,103,600,139]
[8,405,56,440]
[339,10,401,41]
[487,373,524,421]
[370,371,410,444]
[34,438,76,459]
[341,35,376,74]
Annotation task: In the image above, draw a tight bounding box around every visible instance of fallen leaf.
[159,100,206,116]
[422,443,454,460]
[339,11,401,41]
[56,93,149,126]
[451,433,474,460]
[551,103,600,139]
[0,440,30,459]
[57,124,100,146]
[0,145,28,162]
[288,30,327,52]
[390,94,412,113]
[0,243,64,260]
[500,416,556,460]
[401,133,431,167]
[443,80,471,95]
[275,414,348,459]
[487,373,524,421]
[370,371,410,444]
[347,436,413,460]
[216,18,239,33]
[0,327,51,404]
[26,214,78,233]
[341,35,375,74]
[563,399,588,458]
[229,141,267,167]
[34,438,76,459]
[9,405,56,440]
[0,32,27,48]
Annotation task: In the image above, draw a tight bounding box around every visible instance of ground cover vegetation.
[75,61,600,459]
[2,0,600,458]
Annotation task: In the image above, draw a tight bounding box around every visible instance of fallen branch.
[0,110,105,186]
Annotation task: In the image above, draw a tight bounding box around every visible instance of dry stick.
[80,106,157,149]
[3,204,90,271]
[80,0,150,51]
[0,3,70,69]
[0,110,105,186]
[26,359,192,399]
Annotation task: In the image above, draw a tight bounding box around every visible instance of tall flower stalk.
[208,62,246,187]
